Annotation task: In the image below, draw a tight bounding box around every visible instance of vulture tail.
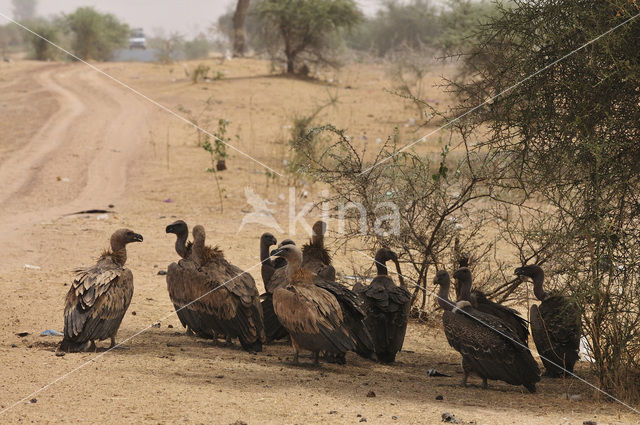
[59,338,90,353]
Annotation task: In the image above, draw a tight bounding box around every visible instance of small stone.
[435,395,444,400]
[216,375,224,379]
[11,344,17,348]
[366,391,376,398]
[152,323,161,328]
[168,324,174,328]
[357,414,362,417]
[583,421,597,425]
[329,411,338,415]
[157,270,167,276]
[131,311,136,316]
[16,332,29,337]
[392,416,398,420]
[359,419,367,423]
[30,398,37,404]
[55,351,65,357]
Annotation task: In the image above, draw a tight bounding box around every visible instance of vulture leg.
[89,341,97,352]
[461,357,472,387]
[481,377,488,389]
[186,328,195,336]
[109,336,117,349]
[313,351,320,365]
[291,338,301,364]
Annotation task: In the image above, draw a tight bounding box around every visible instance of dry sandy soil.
[0,58,638,424]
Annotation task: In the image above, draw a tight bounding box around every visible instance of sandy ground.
[0,59,638,424]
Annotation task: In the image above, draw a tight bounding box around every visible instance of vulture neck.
[531,269,547,301]
[311,233,324,248]
[260,241,273,264]
[174,230,189,259]
[375,254,388,276]
[285,256,303,281]
[109,239,128,265]
[192,235,205,266]
[437,279,454,311]
[457,275,472,302]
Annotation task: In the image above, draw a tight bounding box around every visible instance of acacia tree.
[452,0,640,398]
[257,0,362,73]
[232,0,250,56]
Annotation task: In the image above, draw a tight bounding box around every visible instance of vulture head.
[453,267,472,302]
[515,264,546,300]
[312,220,328,237]
[374,247,397,264]
[514,264,543,280]
[166,220,188,237]
[110,228,143,251]
[271,244,303,271]
[433,270,454,311]
[260,233,278,249]
[278,239,296,248]
[433,270,451,287]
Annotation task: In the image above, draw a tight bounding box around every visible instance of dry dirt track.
[0,60,638,424]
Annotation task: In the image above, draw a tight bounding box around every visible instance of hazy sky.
[0,0,384,37]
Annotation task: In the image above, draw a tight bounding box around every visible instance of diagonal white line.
[0,12,283,177]
[0,256,271,416]
[359,11,640,175]
[355,250,640,415]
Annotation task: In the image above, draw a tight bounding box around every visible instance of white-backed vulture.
[271,244,355,364]
[515,264,581,377]
[189,225,266,352]
[60,228,143,352]
[165,220,225,340]
[356,248,411,363]
[434,270,540,393]
[453,267,529,344]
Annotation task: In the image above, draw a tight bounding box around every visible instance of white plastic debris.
[24,264,41,270]
[96,213,109,220]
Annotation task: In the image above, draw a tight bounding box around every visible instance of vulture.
[60,228,143,352]
[515,264,581,377]
[165,220,224,340]
[259,232,289,342]
[271,244,355,364]
[356,248,411,363]
[301,221,336,281]
[187,225,266,352]
[453,267,529,344]
[434,270,540,392]
[264,239,296,293]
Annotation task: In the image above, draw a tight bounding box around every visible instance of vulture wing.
[443,306,540,392]
[531,296,580,376]
[62,257,133,351]
[273,285,355,354]
[362,276,411,363]
[472,291,529,344]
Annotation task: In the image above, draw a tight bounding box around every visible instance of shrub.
[66,7,129,61]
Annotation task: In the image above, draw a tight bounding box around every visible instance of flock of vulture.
[57,221,581,394]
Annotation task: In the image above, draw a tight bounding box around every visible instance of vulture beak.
[514,267,524,276]
[270,247,286,258]
[165,224,174,233]
[132,233,144,243]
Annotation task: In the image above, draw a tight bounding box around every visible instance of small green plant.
[191,63,211,83]
[210,119,230,171]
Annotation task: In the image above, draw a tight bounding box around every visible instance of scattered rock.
[11,344,17,348]
[152,323,161,328]
[435,395,444,400]
[442,412,460,423]
[329,411,338,415]
[583,421,597,425]
[108,204,115,208]
[359,418,367,423]
[215,375,224,379]
[30,398,37,404]
[366,391,376,398]
[229,421,247,425]
[392,416,398,420]
[157,270,167,276]
[168,324,174,328]
[131,311,136,316]
[16,332,29,337]
[55,351,65,357]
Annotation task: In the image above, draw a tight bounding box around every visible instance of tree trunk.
[232,0,250,57]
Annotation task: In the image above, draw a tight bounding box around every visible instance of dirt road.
[0,60,637,424]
